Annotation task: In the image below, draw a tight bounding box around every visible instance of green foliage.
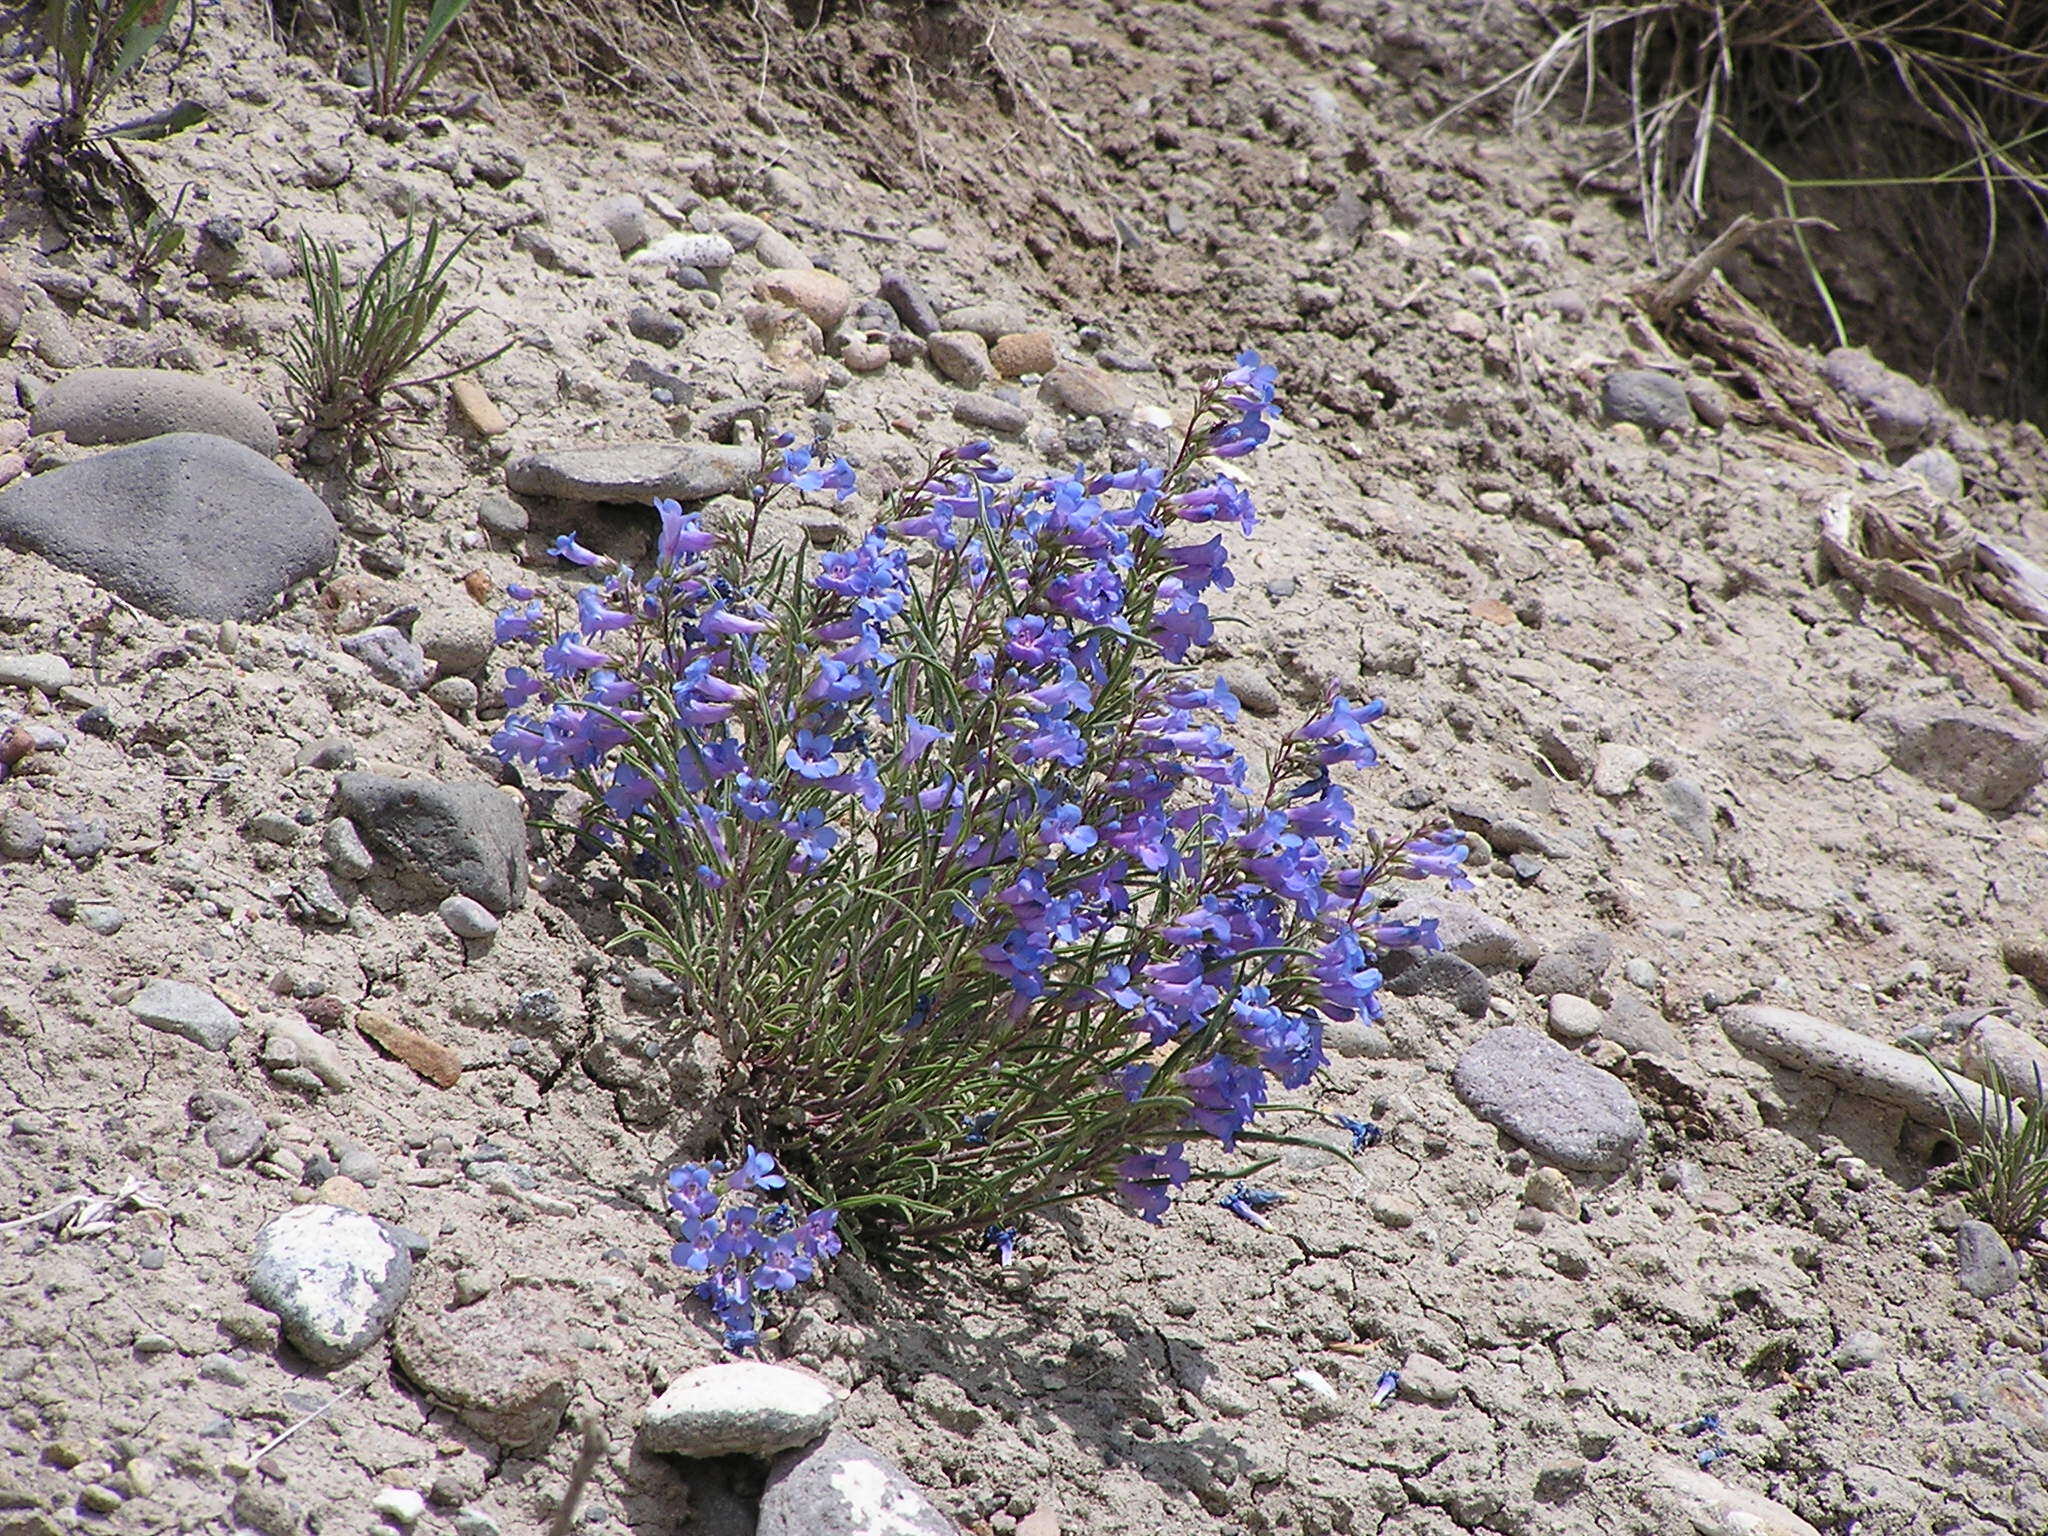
[1929,1053,2048,1246]
[124,181,188,282]
[42,0,187,133]
[357,0,474,117]
[282,219,503,446]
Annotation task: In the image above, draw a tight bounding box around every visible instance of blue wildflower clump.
[490,351,1469,1245]
[667,1149,841,1353]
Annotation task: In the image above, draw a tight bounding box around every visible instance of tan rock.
[315,1175,371,1212]
[991,331,1056,377]
[841,341,889,374]
[356,1008,464,1089]
[926,330,992,388]
[1040,362,1134,419]
[450,377,508,437]
[1652,1458,1821,1536]
[752,267,853,333]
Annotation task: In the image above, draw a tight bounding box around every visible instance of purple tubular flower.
[1398,829,1473,891]
[656,498,719,565]
[577,585,635,635]
[667,1164,721,1220]
[784,729,840,779]
[726,1146,786,1194]
[1115,1143,1190,1224]
[1169,476,1257,532]
[550,533,604,567]
[1209,349,1279,459]
[1298,695,1385,768]
[1178,1056,1267,1148]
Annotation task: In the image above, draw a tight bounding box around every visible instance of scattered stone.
[926,330,992,388]
[1591,743,1650,798]
[0,433,338,621]
[1957,1017,2048,1103]
[29,368,279,457]
[991,331,1057,377]
[296,737,357,772]
[753,268,854,333]
[1902,446,1962,500]
[1221,666,1282,718]
[1523,931,1616,1001]
[952,394,1028,437]
[1452,1026,1646,1172]
[504,442,756,505]
[1822,346,1941,448]
[642,1361,841,1457]
[78,903,124,935]
[324,815,376,880]
[333,773,528,914]
[475,495,528,538]
[130,980,242,1052]
[1040,362,1136,420]
[1383,950,1490,1019]
[628,304,689,347]
[439,894,500,940]
[449,378,508,437]
[0,260,21,351]
[757,1430,961,1536]
[416,608,495,675]
[595,193,650,255]
[1396,1353,1462,1404]
[1388,897,1530,971]
[1720,1004,2016,1131]
[0,653,73,694]
[340,626,426,694]
[1682,374,1733,429]
[263,1015,353,1094]
[753,226,808,270]
[234,1484,302,1536]
[247,1204,413,1367]
[0,807,45,861]
[1601,370,1694,434]
[1865,701,2045,811]
[1524,1166,1579,1218]
[939,302,1030,341]
[373,1489,427,1527]
[393,1275,581,1449]
[1957,1219,2019,1299]
[428,676,478,717]
[1547,993,1603,1042]
[1831,1331,1884,1370]
[246,809,304,846]
[2002,933,2048,989]
[206,1113,270,1169]
[635,232,735,273]
[355,1008,464,1089]
[878,271,940,337]
[1652,1458,1820,1536]
[842,341,889,374]
[1658,777,1717,853]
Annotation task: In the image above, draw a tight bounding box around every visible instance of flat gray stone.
[1452,1026,1645,1171]
[878,271,939,337]
[1384,950,1490,1019]
[1720,1004,2017,1131]
[0,432,336,621]
[438,894,499,940]
[340,625,426,694]
[1865,702,2046,811]
[1601,369,1694,433]
[0,652,73,693]
[937,301,1030,341]
[758,1430,960,1536]
[130,979,242,1052]
[641,1361,840,1457]
[333,773,527,915]
[504,442,757,504]
[248,1204,412,1367]
[1956,1219,2019,1300]
[30,368,279,456]
[1524,930,1616,1000]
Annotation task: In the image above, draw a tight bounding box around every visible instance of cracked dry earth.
[3,1,2048,1534]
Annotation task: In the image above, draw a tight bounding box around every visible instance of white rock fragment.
[641,1361,840,1457]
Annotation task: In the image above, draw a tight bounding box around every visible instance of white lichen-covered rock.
[247,1205,412,1367]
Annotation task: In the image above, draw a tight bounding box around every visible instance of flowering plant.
[493,353,1468,1245]
[666,1148,840,1352]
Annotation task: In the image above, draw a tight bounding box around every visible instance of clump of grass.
[356,0,474,117]
[25,0,206,231]
[1928,1053,2048,1246]
[281,220,506,450]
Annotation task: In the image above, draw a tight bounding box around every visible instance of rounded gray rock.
[0,807,45,861]
[0,433,337,622]
[926,330,991,388]
[504,442,756,505]
[1384,950,1490,1019]
[1956,1219,2019,1299]
[641,1361,840,1457]
[1822,346,1941,448]
[438,894,500,940]
[952,394,1028,438]
[247,1204,413,1367]
[1601,370,1695,434]
[878,271,939,337]
[1866,702,2045,812]
[340,625,426,694]
[393,1274,581,1450]
[1452,1025,1646,1171]
[30,367,279,457]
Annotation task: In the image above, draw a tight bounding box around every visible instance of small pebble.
[373,1488,427,1526]
[439,895,500,940]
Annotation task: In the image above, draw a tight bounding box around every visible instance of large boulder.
[30,367,279,456]
[0,432,335,620]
